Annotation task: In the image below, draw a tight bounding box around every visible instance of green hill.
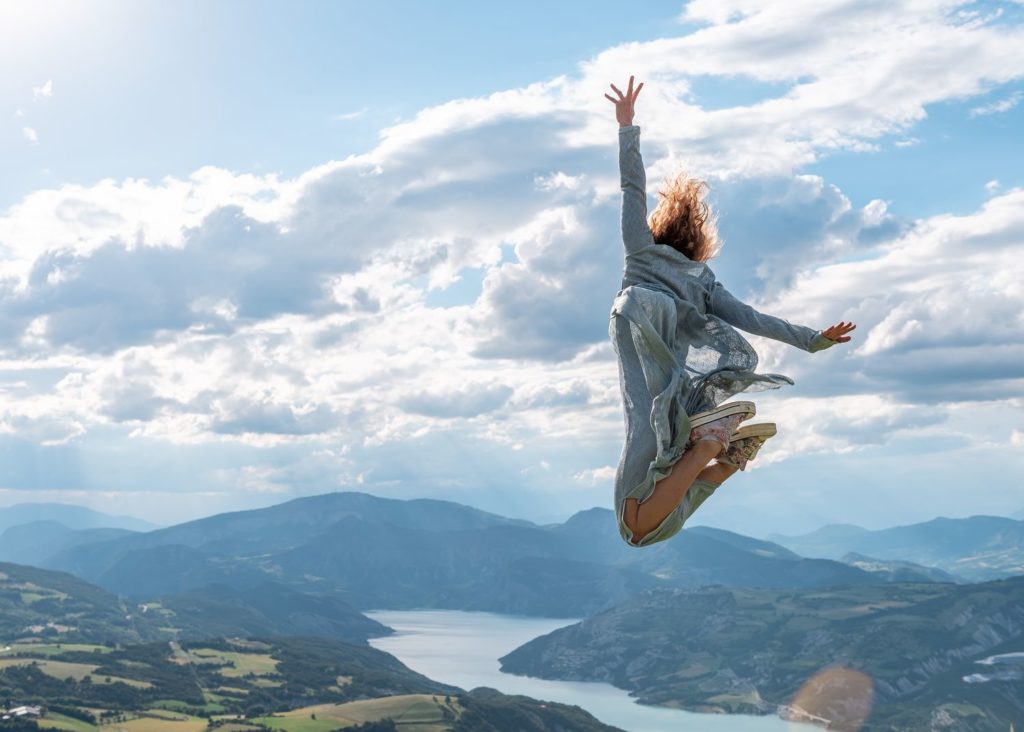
[0,562,145,645]
[0,561,389,646]
[0,564,620,731]
[0,636,620,731]
[153,582,391,642]
[499,577,1024,731]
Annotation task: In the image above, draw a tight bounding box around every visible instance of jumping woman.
[605,76,856,547]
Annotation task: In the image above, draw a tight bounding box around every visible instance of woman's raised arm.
[606,76,653,255]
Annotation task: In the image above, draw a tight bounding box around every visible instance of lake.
[365,609,810,732]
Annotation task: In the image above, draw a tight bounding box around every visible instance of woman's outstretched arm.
[708,280,855,352]
[606,76,653,255]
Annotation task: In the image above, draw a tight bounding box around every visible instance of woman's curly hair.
[648,172,720,262]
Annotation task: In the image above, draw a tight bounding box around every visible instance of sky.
[0,0,1022,535]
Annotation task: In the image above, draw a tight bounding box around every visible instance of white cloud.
[749,186,1024,410]
[740,394,948,465]
[969,90,1022,117]
[400,383,514,418]
[333,108,367,121]
[574,465,616,485]
[534,172,586,191]
[21,127,38,144]
[32,80,53,101]
[0,0,1023,523]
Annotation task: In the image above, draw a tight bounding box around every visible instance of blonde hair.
[648,172,720,262]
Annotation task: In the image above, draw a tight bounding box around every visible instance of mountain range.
[1,493,1022,731]
[0,502,158,533]
[0,493,1018,619]
[770,515,1024,580]
[31,493,895,617]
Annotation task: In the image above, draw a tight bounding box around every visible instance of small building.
[3,705,43,719]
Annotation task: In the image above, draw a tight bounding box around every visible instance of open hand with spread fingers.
[822,321,856,344]
[604,75,644,128]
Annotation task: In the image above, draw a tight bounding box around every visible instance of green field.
[1,642,111,656]
[172,645,279,677]
[36,713,96,732]
[101,713,207,731]
[254,694,460,732]
[0,657,152,688]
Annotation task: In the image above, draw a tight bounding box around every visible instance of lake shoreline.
[365,608,814,732]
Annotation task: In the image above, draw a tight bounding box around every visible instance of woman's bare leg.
[697,460,740,486]
[623,440,722,540]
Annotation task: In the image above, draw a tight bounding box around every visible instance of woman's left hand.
[822,321,856,343]
[605,75,643,127]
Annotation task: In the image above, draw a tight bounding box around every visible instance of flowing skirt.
[609,285,794,547]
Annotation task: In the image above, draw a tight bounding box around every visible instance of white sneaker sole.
[729,422,777,443]
[689,401,756,429]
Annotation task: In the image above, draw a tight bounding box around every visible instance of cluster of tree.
[46,704,95,723]
[449,689,615,732]
[335,720,398,732]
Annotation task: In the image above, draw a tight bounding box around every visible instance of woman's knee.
[622,497,640,529]
[622,498,651,544]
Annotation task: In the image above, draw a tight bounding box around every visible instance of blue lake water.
[365,609,811,732]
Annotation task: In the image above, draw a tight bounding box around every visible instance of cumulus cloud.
[1,0,1023,522]
[21,127,38,144]
[749,187,1024,409]
[210,398,338,436]
[400,383,514,418]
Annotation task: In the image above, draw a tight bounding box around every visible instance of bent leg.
[623,439,722,540]
[697,460,740,486]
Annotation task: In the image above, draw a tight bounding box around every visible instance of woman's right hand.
[821,321,856,343]
[605,75,643,128]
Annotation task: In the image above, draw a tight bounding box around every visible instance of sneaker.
[687,401,756,452]
[717,422,777,471]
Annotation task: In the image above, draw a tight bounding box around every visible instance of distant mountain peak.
[0,502,158,533]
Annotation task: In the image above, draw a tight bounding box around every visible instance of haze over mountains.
[0,492,959,618]
[770,515,1024,580]
[2,493,1022,618]
[0,503,158,533]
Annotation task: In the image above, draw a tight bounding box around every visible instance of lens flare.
[786,667,874,731]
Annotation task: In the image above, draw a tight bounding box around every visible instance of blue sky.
[2,0,690,207]
[1,0,1023,534]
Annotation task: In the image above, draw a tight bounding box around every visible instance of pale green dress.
[610,125,835,548]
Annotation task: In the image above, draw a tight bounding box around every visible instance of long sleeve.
[707,281,835,353]
[618,125,655,255]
